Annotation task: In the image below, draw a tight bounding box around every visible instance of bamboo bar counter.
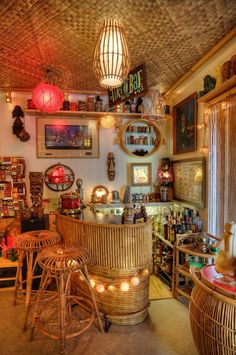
[56,210,152,325]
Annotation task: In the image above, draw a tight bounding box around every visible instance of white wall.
[0,91,169,211]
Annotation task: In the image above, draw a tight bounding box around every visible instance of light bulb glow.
[96,283,105,293]
[120,281,129,292]
[108,285,116,292]
[130,276,140,286]
[141,269,149,277]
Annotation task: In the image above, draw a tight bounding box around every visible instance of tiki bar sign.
[108,64,147,106]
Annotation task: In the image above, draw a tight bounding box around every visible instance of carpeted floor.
[0,291,198,355]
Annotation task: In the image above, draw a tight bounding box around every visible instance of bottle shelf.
[153,231,174,249]
[176,265,190,278]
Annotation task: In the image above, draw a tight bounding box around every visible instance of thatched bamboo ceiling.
[0,0,235,93]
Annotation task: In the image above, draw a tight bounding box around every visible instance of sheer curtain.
[208,94,236,236]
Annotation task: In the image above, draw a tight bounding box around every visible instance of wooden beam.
[164,26,236,98]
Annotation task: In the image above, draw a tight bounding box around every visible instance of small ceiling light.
[93,20,131,88]
[5,91,12,104]
[32,69,63,113]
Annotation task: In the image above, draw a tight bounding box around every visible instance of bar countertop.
[58,208,123,225]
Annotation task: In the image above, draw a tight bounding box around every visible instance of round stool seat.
[38,245,90,274]
[15,230,61,252]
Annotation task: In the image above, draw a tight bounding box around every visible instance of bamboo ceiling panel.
[0,0,235,93]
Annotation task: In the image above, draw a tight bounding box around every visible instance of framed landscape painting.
[173,92,197,154]
[36,117,99,158]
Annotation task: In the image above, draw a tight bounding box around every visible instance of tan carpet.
[0,291,198,355]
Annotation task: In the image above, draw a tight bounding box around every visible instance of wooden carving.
[107,152,115,181]
[29,172,44,208]
[12,105,30,142]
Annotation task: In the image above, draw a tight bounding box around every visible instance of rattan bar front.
[190,266,236,355]
[56,211,152,325]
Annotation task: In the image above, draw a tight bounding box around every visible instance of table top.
[201,265,236,299]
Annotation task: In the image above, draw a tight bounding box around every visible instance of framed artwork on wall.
[173,92,197,154]
[172,157,205,208]
[129,162,152,186]
[36,117,99,158]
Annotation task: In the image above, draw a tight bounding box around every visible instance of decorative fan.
[44,163,74,191]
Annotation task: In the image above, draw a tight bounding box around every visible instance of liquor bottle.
[164,215,169,240]
[195,211,202,232]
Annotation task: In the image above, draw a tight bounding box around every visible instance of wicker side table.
[190,265,236,355]
[30,245,104,354]
[14,230,61,331]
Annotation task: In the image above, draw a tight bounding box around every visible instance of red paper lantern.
[32,83,63,113]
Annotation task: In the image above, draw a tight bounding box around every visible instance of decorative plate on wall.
[44,163,75,191]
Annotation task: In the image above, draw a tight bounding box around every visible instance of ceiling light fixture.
[32,69,63,113]
[93,20,131,89]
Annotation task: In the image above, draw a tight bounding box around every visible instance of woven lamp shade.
[93,20,131,89]
[100,115,116,128]
[32,83,63,113]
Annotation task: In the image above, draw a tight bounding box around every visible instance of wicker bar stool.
[14,230,61,331]
[30,244,104,354]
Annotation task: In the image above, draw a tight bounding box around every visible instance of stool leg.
[13,250,24,306]
[30,268,50,341]
[82,266,104,333]
[58,272,67,354]
[23,251,35,332]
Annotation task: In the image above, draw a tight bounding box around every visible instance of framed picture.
[173,92,197,154]
[129,162,152,186]
[36,117,99,158]
[172,158,205,208]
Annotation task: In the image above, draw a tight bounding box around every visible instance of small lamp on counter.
[91,185,109,204]
[157,158,174,202]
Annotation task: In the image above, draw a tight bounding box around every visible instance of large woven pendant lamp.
[93,20,131,89]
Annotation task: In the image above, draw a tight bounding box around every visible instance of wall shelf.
[25,109,168,120]
[198,75,236,104]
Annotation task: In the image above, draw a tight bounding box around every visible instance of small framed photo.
[173,92,197,154]
[129,163,152,186]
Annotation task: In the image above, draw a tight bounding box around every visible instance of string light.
[120,281,129,292]
[79,268,149,293]
[130,276,140,286]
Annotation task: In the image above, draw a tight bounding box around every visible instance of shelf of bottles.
[151,206,203,289]
[124,124,157,146]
